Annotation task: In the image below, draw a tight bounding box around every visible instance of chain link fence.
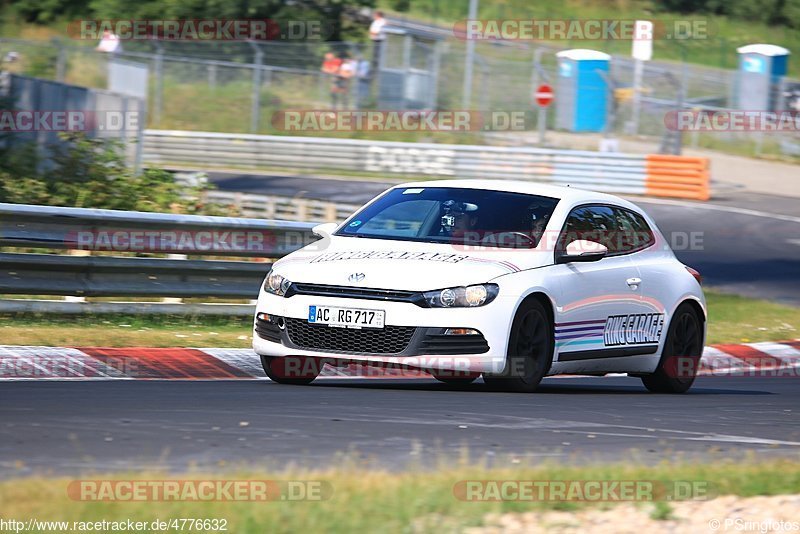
[1,36,798,158]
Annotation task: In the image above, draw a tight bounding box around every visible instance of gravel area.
[466,494,800,533]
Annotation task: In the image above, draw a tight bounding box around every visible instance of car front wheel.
[483,299,553,393]
[261,355,321,385]
[431,371,481,386]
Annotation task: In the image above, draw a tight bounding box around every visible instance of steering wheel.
[482,232,536,248]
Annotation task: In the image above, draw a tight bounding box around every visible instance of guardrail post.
[64,249,90,303]
[324,203,337,222]
[162,254,187,303]
[295,199,309,222]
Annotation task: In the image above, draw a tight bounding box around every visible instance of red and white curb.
[0,342,798,380]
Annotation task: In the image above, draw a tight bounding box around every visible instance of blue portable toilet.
[736,44,790,110]
[555,49,611,133]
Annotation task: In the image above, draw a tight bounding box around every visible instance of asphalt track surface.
[2,174,798,478]
[208,172,800,306]
[2,376,799,477]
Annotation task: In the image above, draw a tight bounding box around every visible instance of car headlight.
[263,270,292,296]
[423,284,499,308]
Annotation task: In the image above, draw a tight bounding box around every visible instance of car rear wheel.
[483,299,553,393]
[260,355,321,385]
[641,303,703,393]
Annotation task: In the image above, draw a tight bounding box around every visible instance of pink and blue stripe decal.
[555,319,605,345]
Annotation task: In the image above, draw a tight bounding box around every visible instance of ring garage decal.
[603,313,665,346]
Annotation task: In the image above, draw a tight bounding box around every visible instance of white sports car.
[253,180,706,393]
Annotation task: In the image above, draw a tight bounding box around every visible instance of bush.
[0,133,224,214]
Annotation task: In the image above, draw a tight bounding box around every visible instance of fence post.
[154,43,164,126]
[430,40,441,109]
[54,39,67,82]
[208,64,217,91]
[461,0,479,108]
[249,41,263,134]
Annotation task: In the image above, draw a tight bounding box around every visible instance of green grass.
[0,313,252,347]
[1,459,798,533]
[0,288,797,347]
[379,0,800,74]
[705,289,800,344]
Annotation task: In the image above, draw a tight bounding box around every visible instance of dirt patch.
[466,494,800,533]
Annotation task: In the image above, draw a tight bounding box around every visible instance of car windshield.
[335,187,560,248]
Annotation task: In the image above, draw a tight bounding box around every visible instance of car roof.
[392,179,641,211]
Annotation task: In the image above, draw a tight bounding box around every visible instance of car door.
[613,206,671,333]
[551,205,655,363]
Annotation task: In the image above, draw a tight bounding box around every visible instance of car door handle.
[626,277,642,289]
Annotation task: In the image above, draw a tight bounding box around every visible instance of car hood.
[272,236,552,291]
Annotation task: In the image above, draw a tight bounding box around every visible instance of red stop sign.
[535,84,554,107]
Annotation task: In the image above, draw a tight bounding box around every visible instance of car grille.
[288,283,423,304]
[255,317,281,343]
[285,318,416,354]
[419,333,489,354]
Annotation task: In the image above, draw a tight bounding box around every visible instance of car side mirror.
[556,240,608,264]
[312,222,338,239]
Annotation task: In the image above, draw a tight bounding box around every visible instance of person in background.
[337,57,357,109]
[355,55,370,108]
[369,11,386,79]
[96,29,122,54]
[321,52,343,109]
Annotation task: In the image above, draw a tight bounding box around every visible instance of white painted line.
[632,197,800,225]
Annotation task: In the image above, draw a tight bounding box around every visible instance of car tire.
[641,303,703,394]
[260,355,321,385]
[483,299,553,393]
[431,372,480,386]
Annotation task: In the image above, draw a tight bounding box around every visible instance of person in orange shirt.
[321,52,343,109]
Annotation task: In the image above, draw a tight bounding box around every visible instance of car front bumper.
[252,289,514,374]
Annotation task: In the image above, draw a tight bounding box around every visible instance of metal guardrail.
[203,190,357,222]
[0,253,268,298]
[0,203,318,313]
[143,130,711,200]
[0,203,315,257]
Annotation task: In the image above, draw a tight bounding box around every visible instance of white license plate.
[308,305,385,329]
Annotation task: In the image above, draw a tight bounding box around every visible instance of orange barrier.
[645,155,710,201]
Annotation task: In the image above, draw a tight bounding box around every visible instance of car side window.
[613,208,655,253]
[559,205,656,257]
[559,206,623,254]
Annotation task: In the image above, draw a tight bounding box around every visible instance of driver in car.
[439,200,480,240]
